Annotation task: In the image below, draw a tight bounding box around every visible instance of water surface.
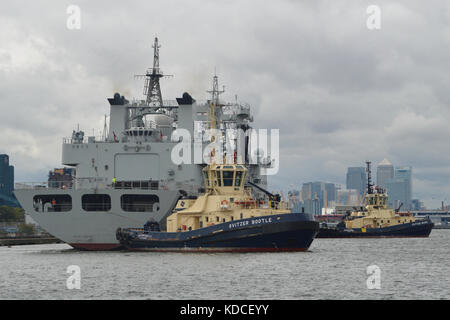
[1,230,448,299]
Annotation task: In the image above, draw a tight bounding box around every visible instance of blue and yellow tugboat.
[116,82,319,252]
[317,162,433,238]
[116,162,318,252]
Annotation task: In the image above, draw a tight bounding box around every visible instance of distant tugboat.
[116,79,319,252]
[317,162,433,238]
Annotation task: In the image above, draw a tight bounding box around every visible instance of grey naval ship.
[14,38,272,250]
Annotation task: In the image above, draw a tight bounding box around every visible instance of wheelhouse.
[202,164,247,195]
[366,193,388,208]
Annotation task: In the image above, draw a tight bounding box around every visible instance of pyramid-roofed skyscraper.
[377,158,394,189]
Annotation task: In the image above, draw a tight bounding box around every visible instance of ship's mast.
[145,37,163,107]
[135,37,171,109]
[207,73,224,130]
[206,73,225,164]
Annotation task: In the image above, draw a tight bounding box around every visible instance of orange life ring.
[221,200,229,206]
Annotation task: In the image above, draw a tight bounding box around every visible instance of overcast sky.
[1,0,450,208]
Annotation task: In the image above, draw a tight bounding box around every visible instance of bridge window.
[33,195,72,212]
[121,194,159,212]
[212,171,220,187]
[82,194,111,212]
[235,171,243,187]
[222,171,234,186]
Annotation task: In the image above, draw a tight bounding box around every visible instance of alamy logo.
[366,265,381,289]
[171,127,280,175]
[66,265,81,290]
[366,5,381,30]
[66,5,81,30]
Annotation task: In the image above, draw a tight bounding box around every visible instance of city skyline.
[292,160,425,214]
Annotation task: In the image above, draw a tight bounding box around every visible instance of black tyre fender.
[116,228,122,240]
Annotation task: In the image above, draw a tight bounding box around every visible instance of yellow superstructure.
[167,164,290,232]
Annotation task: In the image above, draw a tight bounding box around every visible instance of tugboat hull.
[117,213,319,252]
[317,220,433,238]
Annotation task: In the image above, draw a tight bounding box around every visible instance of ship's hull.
[14,188,181,250]
[117,213,319,252]
[316,219,434,238]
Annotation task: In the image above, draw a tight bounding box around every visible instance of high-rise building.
[301,182,312,203]
[336,189,361,206]
[385,166,413,210]
[377,158,394,190]
[346,167,366,196]
[325,183,336,204]
[301,181,336,214]
[385,178,408,210]
[394,166,412,210]
[411,199,423,211]
[302,182,317,214]
[0,154,15,206]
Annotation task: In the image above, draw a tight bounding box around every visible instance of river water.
[1,230,449,300]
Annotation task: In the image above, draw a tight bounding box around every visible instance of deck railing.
[15,179,201,193]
